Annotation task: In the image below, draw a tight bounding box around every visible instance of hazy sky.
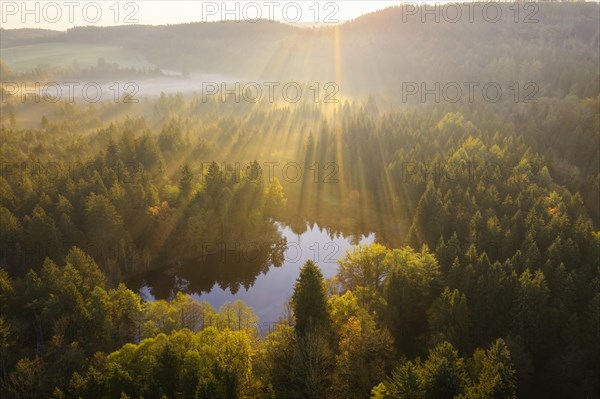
[1,1,417,30]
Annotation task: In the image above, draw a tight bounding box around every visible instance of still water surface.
[127,223,374,324]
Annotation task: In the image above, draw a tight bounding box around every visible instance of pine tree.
[466,338,517,399]
[178,164,194,201]
[410,182,447,247]
[385,361,424,399]
[427,288,471,354]
[419,341,470,399]
[291,260,331,335]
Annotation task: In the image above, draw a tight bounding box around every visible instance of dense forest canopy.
[0,2,599,399]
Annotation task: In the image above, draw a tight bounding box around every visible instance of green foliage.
[410,182,448,248]
[331,314,393,399]
[338,243,391,292]
[514,269,550,360]
[178,163,194,202]
[0,6,599,396]
[384,361,425,399]
[71,328,255,399]
[217,300,259,332]
[383,245,442,356]
[419,341,470,399]
[291,260,331,335]
[463,338,517,399]
[265,177,287,218]
[377,340,516,399]
[261,324,296,398]
[428,288,471,354]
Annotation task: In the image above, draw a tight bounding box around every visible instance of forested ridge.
[2,3,599,98]
[1,2,599,399]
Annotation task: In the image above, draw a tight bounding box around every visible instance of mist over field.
[1,2,599,398]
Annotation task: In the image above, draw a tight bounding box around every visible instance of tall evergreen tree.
[291,260,331,335]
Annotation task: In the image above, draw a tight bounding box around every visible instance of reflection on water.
[126,223,374,323]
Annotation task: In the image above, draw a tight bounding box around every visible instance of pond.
[126,223,375,326]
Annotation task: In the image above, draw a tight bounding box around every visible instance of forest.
[1,2,599,399]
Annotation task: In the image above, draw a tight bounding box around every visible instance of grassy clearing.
[1,42,154,73]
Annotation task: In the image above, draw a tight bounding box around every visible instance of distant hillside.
[1,22,298,79]
[1,42,153,73]
[0,28,63,47]
[259,3,600,97]
[1,3,598,96]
